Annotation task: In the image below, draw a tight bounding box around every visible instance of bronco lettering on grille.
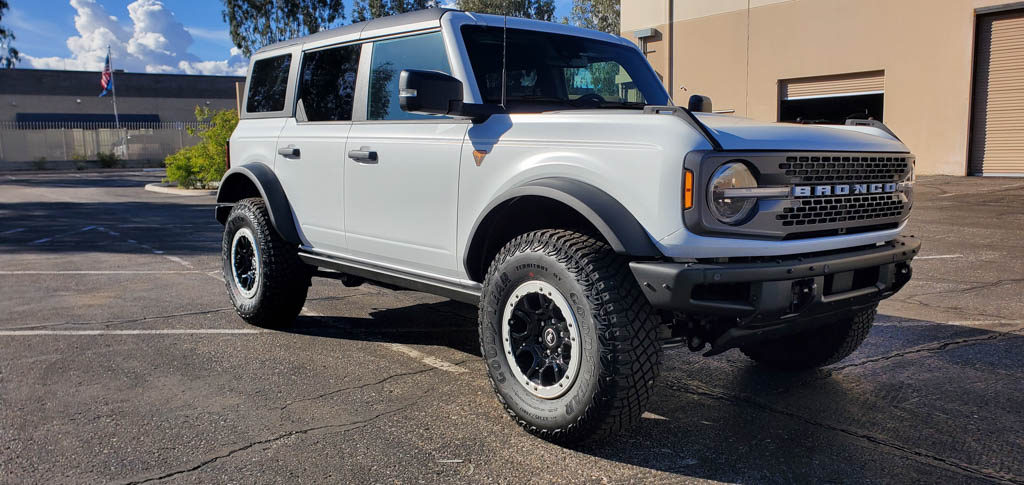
[792,183,898,198]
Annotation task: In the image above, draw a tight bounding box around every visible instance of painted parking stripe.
[0,329,267,336]
[163,255,193,268]
[385,343,468,373]
[916,254,963,260]
[300,307,323,317]
[0,270,201,275]
[31,225,97,244]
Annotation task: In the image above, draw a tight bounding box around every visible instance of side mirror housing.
[399,69,463,115]
[687,94,713,113]
[399,69,505,123]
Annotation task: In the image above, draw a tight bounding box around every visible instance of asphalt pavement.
[0,170,1021,484]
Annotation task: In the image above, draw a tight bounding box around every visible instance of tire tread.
[479,229,662,443]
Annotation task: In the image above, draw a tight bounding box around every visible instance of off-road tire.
[478,229,662,444]
[740,304,877,370]
[222,197,310,327]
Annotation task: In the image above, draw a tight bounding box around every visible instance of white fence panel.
[0,122,207,163]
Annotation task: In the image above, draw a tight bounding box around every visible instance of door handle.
[278,146,300,158]
[348,147,378,163]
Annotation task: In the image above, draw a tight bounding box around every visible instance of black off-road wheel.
[740,304,877,370]
[478,229,662,444]
[222,197,310,327]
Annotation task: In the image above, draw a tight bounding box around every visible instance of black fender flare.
[215,163,301,245]
[464,177,661,280]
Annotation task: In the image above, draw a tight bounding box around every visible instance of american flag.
[99,50,113,97]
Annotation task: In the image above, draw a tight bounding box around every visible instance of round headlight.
[708,162,758,225]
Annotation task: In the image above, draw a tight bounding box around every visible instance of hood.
[693,113,908,152]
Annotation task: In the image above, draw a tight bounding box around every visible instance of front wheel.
[740,304,877,370]
[478,230,662,444]
[222,198,310,327]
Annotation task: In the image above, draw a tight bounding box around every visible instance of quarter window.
[246,54,292,113]
[298,45,361,121]
[367,32,451,121]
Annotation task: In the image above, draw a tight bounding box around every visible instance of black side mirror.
[400,69,505,123]
[399,69,463,115]
[687,94,712,113]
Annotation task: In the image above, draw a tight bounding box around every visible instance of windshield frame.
[447,16,671,112]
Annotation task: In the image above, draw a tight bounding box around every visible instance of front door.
[274,42,361,254]
[344,32,468,278]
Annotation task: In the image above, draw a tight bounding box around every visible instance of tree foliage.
[222,0,347,57]
[351,0,437,22]
[0,0,19,69]
[455,0,555,21]
[165,107,239,189]
[568,0,619,34]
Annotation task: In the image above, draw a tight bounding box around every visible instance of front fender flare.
[215,163,300,244]
[465,178,661,279]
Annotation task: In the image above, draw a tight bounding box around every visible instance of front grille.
[777,193,906,227]
[685,151,914,241]
[780,155,911,183]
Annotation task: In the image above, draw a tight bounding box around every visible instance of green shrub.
[97,151,119,168]
[164,107,238,189]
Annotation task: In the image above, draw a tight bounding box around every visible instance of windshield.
[461,25,669,112]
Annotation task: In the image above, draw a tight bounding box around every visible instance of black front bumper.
[630,236,920,355]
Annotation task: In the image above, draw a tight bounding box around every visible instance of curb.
[144,182,216,196]
[1,168,167,175]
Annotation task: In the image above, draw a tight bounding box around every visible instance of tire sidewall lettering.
[480,246,601,426]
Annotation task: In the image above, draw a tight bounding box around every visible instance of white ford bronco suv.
[217,9,919,443]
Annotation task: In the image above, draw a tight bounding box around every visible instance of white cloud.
[22,0,247,76]
[184,26,231,44]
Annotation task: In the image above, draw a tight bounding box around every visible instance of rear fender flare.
[215,163,300,245]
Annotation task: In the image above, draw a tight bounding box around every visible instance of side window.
[367,32,451,121]
[298,45,361,122]
[246,54,292,113]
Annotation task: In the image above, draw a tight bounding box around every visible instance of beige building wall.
[622,0,1021,175]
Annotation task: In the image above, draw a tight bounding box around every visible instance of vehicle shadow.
[282,298,483,357]
[274,303,1024,483]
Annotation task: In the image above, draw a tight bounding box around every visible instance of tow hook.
[790,278,816,313]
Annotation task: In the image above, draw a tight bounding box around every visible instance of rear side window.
[246,54,292,113]
[298,45,361,121]
[367,32,451,121]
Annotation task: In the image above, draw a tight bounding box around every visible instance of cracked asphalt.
[0,171,1022,484]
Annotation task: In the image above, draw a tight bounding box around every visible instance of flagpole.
[108,46,120,130]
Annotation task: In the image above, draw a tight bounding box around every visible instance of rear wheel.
[222,198,310,327]
[740,304,877,370]
[478,230,662,444]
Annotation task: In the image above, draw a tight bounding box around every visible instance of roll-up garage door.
[970,9,1024,175]
[778,71,885,124]
[780,71,885,100]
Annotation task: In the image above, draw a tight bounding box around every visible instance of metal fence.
[0,121,209,163]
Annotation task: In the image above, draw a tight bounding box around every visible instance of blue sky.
[6,0,574,74]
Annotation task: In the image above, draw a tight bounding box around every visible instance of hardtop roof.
[256,8,454,54]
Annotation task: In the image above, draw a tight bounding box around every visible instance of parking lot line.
[30,225,97,244]
[0,270,201,274]
[384,343,468,373]
[0,329,268,336]
[916,254,963,260]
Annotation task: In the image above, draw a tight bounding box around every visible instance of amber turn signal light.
[683,169,694,210]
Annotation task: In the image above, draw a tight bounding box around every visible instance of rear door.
[275,42,362,254]
[344,32,469,278]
